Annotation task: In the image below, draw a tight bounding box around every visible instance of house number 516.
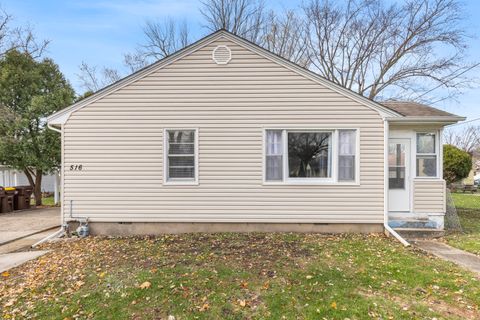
[70,165,83,171]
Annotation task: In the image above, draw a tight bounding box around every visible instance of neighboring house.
[47,30,464,236]
[0,165,59,193]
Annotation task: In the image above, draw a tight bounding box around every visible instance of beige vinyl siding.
[413,179,446,213]
[63,37,385,223]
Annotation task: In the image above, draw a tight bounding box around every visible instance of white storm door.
[388,139,410,212]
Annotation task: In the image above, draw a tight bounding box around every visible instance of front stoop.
[394,228,445,240]
[389,214,445,240]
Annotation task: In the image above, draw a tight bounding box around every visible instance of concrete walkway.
[0,207,60,245]
[0,251,49,273]
[414,240,480,274]
[0,207,60,272]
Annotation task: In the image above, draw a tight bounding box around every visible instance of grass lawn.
[447,193,480,255]
[1,234,480,319]
[30,195,58,207]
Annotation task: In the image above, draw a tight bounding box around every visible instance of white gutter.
[385,116,465,125]
[47,123,61,133]
[383,119,410,247]
[32,124,67,247]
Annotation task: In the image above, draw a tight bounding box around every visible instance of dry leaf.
[4,299,16,307]
[331,301,337,309]
[262,281,270,290]
[239,299,246,307]
[240,281,248,289]
[306,275,313,280]
[2,271,10,278]
[199,303,210,312]
[139,281,151,289]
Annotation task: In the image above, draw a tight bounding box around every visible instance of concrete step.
[389,219,438,229]
[395,228,445,240]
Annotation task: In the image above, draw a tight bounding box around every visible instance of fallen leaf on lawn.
[331,301,337,309]
[98,272,106,278]
[306,275,313,280]
[4,299,16,307]
[150,268,158,274]
[75,281,85,288]
[240,281,248,289]
[139,281,151,289]
[2,271,10,278]
[239,299,246,307]
[131,300,137,305]
[199,303,209,312]
[262,281,270,290]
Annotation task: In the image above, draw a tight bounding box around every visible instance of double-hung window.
[265,129,357,183]
[338,130,356,181]
[165,129,197,184]
[265,130,284,181]
[416,132,437,177]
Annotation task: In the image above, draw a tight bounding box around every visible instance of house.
[0,165,60,196]
[47,30,464,237]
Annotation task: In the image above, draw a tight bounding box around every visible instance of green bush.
[443,144,472,185]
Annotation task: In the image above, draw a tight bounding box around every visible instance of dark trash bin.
[0,187,4,213]
[1,187,15,213]
[14,185,33,210]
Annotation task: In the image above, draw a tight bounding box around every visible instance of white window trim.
[163,128,199,185]
[262,128,360,186]
[414,131,440,179]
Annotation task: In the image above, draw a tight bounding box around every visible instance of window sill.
[414,177,441,180]
[163,180,199,186]
[262,181,360,186]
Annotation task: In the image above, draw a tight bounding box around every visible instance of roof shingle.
[380,100,460,117]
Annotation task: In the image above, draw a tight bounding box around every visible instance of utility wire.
[413,62,480,101]
[446,116,480,127]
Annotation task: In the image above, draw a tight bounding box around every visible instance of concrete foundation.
[69,222,384,236]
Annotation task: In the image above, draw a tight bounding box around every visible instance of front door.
[388,138,410,212]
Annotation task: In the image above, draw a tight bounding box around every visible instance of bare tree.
[303,0,473,101]
[200,0,265,42]
[0,8,49,58]
[77,62,121,92]
[78,18,191,91]
[130,18,190,65]
[444,126,480,155]
[260,10,310,67]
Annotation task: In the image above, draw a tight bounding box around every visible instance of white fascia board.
[386,116,466,125]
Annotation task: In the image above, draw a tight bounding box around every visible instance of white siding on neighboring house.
[63,37,386,224]
[0,166,57,192]
[17,173,57,193]
[413,179,446,213]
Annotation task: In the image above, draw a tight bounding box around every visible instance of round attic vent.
[212,45,231,65]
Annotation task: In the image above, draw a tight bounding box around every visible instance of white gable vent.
[212,45,231,65]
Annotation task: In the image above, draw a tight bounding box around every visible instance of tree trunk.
[34,170,43,206]
[23,168,42,206]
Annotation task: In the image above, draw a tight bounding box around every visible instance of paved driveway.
[0,207,60,245]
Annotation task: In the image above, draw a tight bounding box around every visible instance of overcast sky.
[2,0,480,125]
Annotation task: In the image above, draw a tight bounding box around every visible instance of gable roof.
[48,29,463,125]
[48,29,404,125]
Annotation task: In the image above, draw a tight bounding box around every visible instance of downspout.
[32,123,67,247]
[383,119,410,247]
